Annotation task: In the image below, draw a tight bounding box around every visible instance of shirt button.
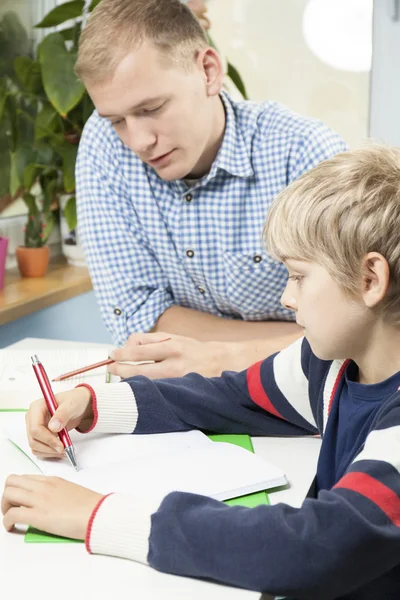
[253,255,262,263]
[186,249,195,258]
[198,287,205,295]
[185,193,193,203]
[113,307,122,316]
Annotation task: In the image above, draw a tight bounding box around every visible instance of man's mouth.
[147,149,175,166]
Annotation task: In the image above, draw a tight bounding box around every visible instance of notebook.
[5,414,287,503]
[0,348,113,410]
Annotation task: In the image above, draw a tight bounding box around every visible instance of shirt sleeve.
[87,391,400,599]
[287,121,348,183]
[76,115,175,345]
[85,337,318,437]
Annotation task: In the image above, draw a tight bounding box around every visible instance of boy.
[3,145,400,599]
[74,0,346,379]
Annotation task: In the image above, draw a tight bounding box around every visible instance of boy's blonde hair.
[75,0,208,83]
[264,144,400,326]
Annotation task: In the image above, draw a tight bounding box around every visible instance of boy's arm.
[84,338,318,438]
[87,392,400,598]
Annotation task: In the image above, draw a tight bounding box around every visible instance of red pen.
[31,355,78,471]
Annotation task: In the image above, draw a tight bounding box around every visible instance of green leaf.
[58,143,78,192]
[12,145,36,188]
[14,57,42,93]
[0,12,30,78]
[39,33,85,117]
[64,195,77,231]
[227,61,248,100]
[0,147,11,197]
[89,0,102,11]
[58,26,76,42]
[23,163,40,190]
[35,104,63,141]
[35,1,85,28]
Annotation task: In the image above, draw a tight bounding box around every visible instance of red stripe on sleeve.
[335,472,400,527]
[246,360,285,420]
[85,493,114,554]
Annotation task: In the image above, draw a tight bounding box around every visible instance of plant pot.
[0,236,8,290]
[16,245,50,278]
[60,193,86,267]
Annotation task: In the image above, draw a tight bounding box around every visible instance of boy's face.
[87,41,222,181]
[281,260,369,360]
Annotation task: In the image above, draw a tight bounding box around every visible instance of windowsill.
[0,256,92,326]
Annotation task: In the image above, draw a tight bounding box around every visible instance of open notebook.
[0,348,113,409]
[5,413,287,503]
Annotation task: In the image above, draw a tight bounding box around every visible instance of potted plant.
[15,171,58,277]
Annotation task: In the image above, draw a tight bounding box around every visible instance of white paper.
[5,413,287,502]
[0,348,111,408]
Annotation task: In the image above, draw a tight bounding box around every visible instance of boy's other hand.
[2,474,102,540]
[26,387,93,458]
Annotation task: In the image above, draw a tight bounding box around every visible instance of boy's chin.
[306,338,342,362]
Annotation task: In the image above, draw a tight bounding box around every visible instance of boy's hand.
[2,474,103,540]
[26,387,93,458]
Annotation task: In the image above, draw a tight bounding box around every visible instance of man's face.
[87,41,217,180]
[281,259,370,360]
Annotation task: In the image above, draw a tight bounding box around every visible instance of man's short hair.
[75,0,208,83]
[264,144,400,326]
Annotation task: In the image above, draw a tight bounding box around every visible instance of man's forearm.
[154,305,301,342]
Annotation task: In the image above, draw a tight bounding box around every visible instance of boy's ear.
[361,252,390,308]
[196,47,224,97]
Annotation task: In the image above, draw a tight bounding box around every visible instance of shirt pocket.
[222,250,289,319]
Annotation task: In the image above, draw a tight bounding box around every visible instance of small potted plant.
[15,172,58,277]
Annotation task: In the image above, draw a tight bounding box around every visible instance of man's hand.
[2,474,102,540]
[25,387,93,459]
[109,332,226,379]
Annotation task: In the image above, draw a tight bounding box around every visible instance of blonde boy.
[3,145,400,599]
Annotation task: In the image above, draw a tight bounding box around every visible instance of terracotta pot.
[16,245,50,278]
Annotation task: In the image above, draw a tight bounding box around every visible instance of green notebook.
[24,433,269,543]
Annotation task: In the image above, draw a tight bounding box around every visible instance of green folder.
[24,433,269,543]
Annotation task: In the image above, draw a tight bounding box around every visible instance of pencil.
[52,337,172,381]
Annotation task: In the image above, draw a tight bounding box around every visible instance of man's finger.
[108,359,181,380]
[112,341,174,365]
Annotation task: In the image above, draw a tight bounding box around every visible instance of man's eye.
[143,104,164,115]
[111,118,124,127]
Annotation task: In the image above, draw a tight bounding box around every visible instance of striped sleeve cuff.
[86,493,162,564]
[76,382,138,433]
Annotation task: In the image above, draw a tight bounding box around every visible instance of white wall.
[208,0,371,148]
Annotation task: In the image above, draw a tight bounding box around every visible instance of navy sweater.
[87,337,400,599]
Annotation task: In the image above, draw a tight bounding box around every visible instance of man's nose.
[126,117,156,154]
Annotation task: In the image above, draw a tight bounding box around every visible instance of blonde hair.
[75,0,208,83]
[264,144,400,326]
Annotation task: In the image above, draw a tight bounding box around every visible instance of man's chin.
[152,164,194,182]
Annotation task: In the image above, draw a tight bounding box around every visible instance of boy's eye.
[288,275,303,283]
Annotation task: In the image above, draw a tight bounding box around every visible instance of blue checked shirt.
[76,92,347,346]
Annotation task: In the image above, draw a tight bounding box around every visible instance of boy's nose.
[281,288,297,311]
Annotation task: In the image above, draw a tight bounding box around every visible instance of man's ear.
[196,47,224,97]
[361,252,390,308]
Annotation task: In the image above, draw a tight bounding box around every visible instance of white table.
[0,339,321,600]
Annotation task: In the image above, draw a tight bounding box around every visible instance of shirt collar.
[210,91,254,179]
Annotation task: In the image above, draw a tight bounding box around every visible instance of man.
[75,0,347,379]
